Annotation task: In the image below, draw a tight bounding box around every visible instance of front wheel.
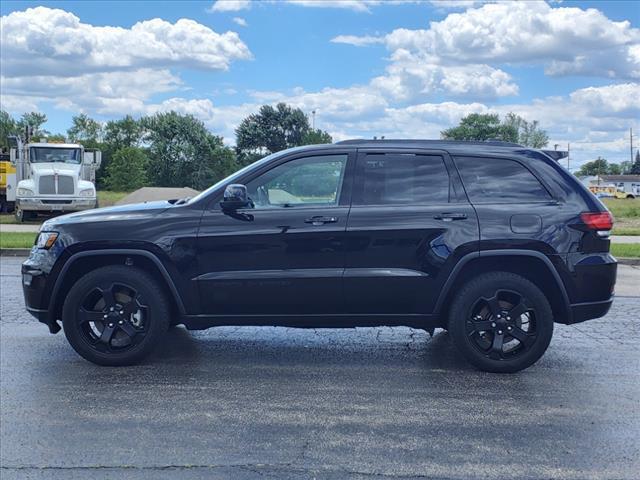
[62,265,170,366]
[448,272,553,373]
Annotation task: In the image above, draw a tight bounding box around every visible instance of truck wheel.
[448,271,553,373]
[15,207,28,222]
[62,265,170,366]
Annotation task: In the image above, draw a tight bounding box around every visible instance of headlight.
[79,188,95,197]
[35,232,59,250]
[17,188,34,197]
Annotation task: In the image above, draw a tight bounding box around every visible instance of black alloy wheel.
[449,271,554,373]
[63,265,170,366]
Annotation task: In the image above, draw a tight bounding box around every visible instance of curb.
[0,249,31,256]
[1,248,639,266]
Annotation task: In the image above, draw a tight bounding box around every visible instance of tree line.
[0,104,333,192]
[4,106,635,192]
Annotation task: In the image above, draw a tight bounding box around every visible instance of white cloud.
[208,0,252,12]
[232,17,248,27]
[284,1,381,12]
[0,6,252,78]
[386,1,640,79]
[331,34,384,47]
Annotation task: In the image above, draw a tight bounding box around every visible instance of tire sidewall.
[62,265,169,366]
[449,272,554,373]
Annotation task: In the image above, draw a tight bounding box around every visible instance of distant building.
[578,174,640,197]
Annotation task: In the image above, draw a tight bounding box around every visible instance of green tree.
[631,151,640,175]
[142,111,236,190]
[17,112,49,139]
[607,163,622,175]
[441,113,508,142]
[104,116,143,151]
[302,128,332,145]
[502,113,549,148]
[235,103,331,165]
[0,110,19,151]
[576,157,611,177]
[67,114,103,144]
[105,147,148,191]
[442,112,548,147]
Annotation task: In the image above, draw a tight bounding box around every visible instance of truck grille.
[39,176,55,194]
[38,175,74,195]
[58,176,74,194]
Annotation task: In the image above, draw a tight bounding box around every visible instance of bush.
[105,147,148,192]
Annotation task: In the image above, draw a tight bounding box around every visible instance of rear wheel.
[448,272,553,373]
[62,265,170,366]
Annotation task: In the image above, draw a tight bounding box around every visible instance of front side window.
[455,156,551,203]
[30,147,81,164]
[354,154,450,206]
[246,154,347,209]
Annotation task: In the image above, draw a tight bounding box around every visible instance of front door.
[196,151,353,317]
[344,149,479,316]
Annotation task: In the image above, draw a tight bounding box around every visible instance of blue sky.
[1,0,639,169]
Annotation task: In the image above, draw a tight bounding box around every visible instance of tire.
[448,271,553,373]
[62,265,170,366]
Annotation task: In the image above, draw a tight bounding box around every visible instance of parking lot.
[1,255,639,479]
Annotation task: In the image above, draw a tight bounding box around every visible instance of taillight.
[580,212,614,231]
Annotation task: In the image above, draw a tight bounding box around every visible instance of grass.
[610,243,640,258]
[603,198,640,235]
[0,232,36,249]
[97,191,127,207]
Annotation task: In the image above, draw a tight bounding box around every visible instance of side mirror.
[220,184,251,210]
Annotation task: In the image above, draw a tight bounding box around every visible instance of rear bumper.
[568,296,614,325]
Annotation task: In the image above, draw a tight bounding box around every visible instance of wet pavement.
[1,256,639,479]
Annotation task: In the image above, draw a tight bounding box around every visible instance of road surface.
[1,256,639,479]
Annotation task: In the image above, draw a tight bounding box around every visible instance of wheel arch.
[435,250,571,325]
[50,249,186,326]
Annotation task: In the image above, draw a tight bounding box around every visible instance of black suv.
[22,140,617,372]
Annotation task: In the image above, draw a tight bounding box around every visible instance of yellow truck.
[0,152,17,213]
[588,185,635,199]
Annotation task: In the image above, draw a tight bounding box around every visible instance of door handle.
[305,216,338,225]
[433,213,467,221]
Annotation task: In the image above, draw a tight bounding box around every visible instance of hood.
[30,162,81,177]
[41,200,174,229]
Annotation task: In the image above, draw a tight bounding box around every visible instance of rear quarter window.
[455,156,551,203]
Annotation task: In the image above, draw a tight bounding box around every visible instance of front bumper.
[17,197,96,212]
[22,251,62,333]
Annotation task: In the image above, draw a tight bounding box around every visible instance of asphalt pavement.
[1,256,639,480]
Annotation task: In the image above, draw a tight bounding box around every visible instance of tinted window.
[455,156,551,203]
[355,154,449,205]
[246,154,347,209]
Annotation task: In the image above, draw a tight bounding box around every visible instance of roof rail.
[334,138,524,147]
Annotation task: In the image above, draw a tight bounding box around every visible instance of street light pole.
[311,110,316,130]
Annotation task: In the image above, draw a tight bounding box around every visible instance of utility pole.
[567,142,570,171]
[631,127,634,163]
[311,110,316,130]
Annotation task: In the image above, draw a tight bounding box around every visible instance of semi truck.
[8,136,101,222]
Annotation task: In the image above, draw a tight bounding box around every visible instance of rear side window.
[455,156,551,203]
[355,154,449,205]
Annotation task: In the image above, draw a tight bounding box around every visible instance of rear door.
[344,149,479,316]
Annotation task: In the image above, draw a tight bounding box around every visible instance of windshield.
[30,147,81,164]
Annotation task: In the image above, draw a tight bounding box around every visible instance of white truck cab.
[10,138,101,222]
